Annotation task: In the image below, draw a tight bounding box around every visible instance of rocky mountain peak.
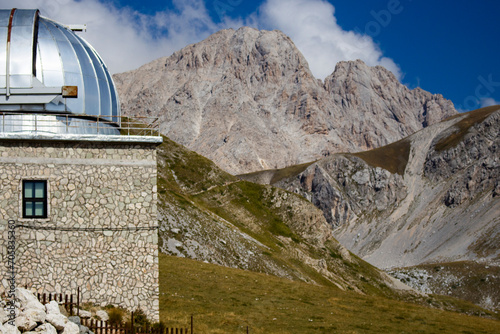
[324,58,456,149]
[158,27,312,85]
[114,27,457,174]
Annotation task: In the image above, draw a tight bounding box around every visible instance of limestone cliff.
[114,27,456,175]
[245,106,500,269]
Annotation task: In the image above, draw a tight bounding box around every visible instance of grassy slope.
[238,161,317,184]
[154,134,500,332]
[159,254,500,334]
[238,137,411,185]
[350,138,411,175]
[156,135,399,295]
[435,105,499,151]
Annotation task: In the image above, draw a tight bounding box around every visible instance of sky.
[1,0,499,111]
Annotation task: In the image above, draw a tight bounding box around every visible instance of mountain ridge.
[240,106,499,269]
[154,133,418,297]
[114,26,456,175]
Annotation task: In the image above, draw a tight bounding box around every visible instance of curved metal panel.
[81,44,107,113]
[43,19,85,114]
[85,40,120,123]
[0,10,9,88]
[11,9,37,26]
[0,26,7,86]
[60,27,100,116]
[9,10,38,88]
[35,42,43,82]
[0,10,11,26]
[78,36,113,121]
[10,25,33,75]
[37,20,64,91]
[0,9,121,134]
[37,20,63,71]
[105,68,120,122]
[63,71,84,114]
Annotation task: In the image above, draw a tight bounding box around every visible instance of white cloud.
[0,0,223,73]
[0,0,401,80]
[480,97,500,108]
[258,0,401,80]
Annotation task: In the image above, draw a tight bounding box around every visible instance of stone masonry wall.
[0,139,159,321]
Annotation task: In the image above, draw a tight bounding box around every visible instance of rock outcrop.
[254,106,500,269]
[388,262,500,312]
[0,288,89,334]
[153,135,418,296]
[114,27,456,175]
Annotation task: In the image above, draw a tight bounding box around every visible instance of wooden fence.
[35,288,79,316]
[81,313,192,334]
[29,287,192,334]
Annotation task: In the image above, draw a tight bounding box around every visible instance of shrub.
[132,308,150,328]
[108,307,125,326]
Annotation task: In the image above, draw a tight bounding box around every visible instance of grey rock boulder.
[76,310,91,319]
[45,302,60,316]
[0,308,8,324]
[34,323,57,334]
[95,311,108,322]
[62,321,80,334]
[15,313,37,332]
[0,324,21,334]
[45,313,68,331]
[67,317,81,326]
[21,308,46,325]
[15,289,40,311]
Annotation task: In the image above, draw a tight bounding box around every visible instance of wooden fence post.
[70,294,74,316]
[131,311,134,334]
[77,287,80,317]
[191,315,193,334]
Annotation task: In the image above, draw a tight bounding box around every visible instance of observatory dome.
[0,8,120,135]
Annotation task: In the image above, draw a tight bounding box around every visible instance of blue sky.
[2,0,499,111]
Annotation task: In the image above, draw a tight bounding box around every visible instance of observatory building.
[0,9,161,320]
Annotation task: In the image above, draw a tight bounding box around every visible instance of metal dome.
[0,8,120,135]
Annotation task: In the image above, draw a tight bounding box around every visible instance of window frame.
[22,180,48,219]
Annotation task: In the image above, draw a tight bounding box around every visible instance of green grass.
[157,135,236,195]
[192,181,302,250]
[269,161,316,184]
[153,121,500,332]
[238,161,317,185]
[350,138,411,175]
[158,254,500,333]
[435,105,499,151]
[157,141,406,296]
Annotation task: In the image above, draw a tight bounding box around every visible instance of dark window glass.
[23,180,47,218]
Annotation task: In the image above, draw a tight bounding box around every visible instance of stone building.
[0,9,161,320]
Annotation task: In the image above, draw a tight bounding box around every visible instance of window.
[23,180,47,218]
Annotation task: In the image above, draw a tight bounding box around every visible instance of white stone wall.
[0,140,159,321]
